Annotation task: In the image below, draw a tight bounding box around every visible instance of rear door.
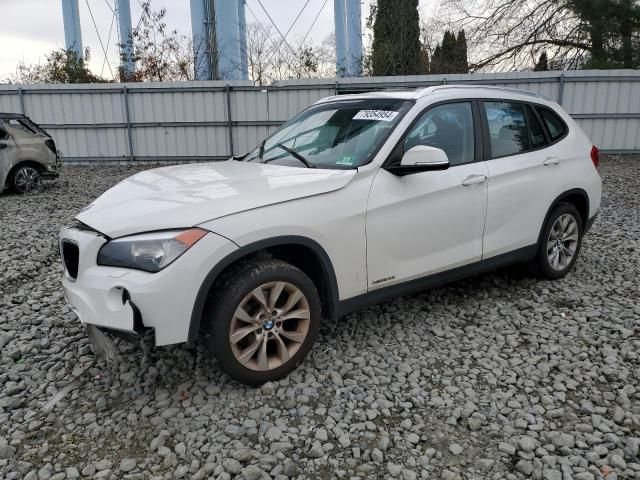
[481,100,569,258]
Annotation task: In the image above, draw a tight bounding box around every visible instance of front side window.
[245,99,413,169]
[404,102,475,166]
[536,106,567,141]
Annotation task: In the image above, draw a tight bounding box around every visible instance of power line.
[101,1,117,76]
[300,0,329,46]
[135,0,152,31]
[102,0,116,15]
[245,1,279,50]
[84,0,115,78]
[255,0,306,58]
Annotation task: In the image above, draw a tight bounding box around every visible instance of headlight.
[97,228,207,273]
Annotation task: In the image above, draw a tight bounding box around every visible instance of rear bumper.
[59,226,238,345]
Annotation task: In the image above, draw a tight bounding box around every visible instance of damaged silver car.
[0,113,59,194]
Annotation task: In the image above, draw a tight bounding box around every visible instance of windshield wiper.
[263,143,316,168]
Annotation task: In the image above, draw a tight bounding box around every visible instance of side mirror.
[387,145,450,175]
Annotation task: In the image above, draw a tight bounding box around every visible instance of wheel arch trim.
[188,235,340,341]
[536,188,590,248]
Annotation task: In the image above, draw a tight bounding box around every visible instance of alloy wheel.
[546,213,579,271]
[229,281,310,371]
[14,166,42,193]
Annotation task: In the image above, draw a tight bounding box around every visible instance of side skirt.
[333,244,537,318]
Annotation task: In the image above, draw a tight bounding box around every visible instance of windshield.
[244,98,413,169]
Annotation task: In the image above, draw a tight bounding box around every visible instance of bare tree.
[243,22,335,85]
[246,22,274,86]
[443,0,640,71]
[6,48,110,84]
[124,5,194,81]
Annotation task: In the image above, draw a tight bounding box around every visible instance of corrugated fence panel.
[267,87,335,121]
[0,93,20,113]
[132,125,228,158]
[233,125,272,154]
[48,127,128,158]
[129,90,227,123]
[576,119,640,151]
[25,91,124,125]
[231,90,269,121]
[1,71,639,161]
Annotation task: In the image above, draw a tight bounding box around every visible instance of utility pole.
[334,0,362,77]
[61,0,83,58]
[117,0,136,81]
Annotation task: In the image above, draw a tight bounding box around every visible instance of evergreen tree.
[430,45,442,74]
[430,30,469,73]
[371,0,422,76]
[534,52,549,71]
[455,30,469,73]
[440,31,457,72]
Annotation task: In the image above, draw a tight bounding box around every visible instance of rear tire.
[203,259,321,385]
[11,164,42,194]
[533,203,583,279]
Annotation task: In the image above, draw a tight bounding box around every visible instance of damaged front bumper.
[60,227,140,334]
[59,225,238,346]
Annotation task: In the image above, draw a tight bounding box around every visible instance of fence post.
[226,84,234,157]
[557,73,565,106]
[17,88,25,115]
[122,86,135,162]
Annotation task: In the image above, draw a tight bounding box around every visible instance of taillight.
[590,145,600,169]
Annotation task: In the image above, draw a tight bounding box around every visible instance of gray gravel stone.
[119,458,136,473]
[449,443,463,455]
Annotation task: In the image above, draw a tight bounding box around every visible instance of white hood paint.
[77,161,356,238]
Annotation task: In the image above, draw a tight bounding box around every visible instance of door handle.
[543,156,560,166]
[0,143,7,150]
[462,174,487,186]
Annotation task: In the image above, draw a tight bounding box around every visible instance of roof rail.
[416,84,548,100]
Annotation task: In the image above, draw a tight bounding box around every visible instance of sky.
[1,0,441,80]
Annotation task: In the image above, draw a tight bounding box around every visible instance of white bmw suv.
[60,85,602,384]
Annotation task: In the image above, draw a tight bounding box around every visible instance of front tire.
[204,259,321,385]
[534,203,583,279]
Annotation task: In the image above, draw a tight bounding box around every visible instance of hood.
[77,160,356,238]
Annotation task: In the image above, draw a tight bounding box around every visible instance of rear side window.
[526,105,547,149]
[536,106,567,141]
[483,101,531,158]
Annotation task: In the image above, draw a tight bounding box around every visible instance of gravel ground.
[0,156,639,480]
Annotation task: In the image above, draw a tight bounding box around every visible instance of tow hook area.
[86,325,121,363]
[87,294,148,356]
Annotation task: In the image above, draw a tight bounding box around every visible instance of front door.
[366,101,489,290]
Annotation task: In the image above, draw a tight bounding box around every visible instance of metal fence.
[1,69,639,162]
